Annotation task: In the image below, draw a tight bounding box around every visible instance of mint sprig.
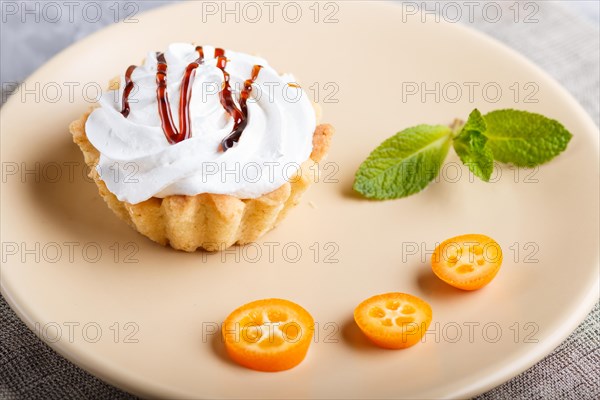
[353,108,572,199]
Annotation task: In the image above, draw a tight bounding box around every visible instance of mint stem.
[449,118,465,138]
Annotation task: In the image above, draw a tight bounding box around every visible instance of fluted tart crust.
[70,110,334,252]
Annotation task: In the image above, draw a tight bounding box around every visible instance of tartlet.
[70,44,333,252]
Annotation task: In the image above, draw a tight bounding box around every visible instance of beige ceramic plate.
[1,1,599,398]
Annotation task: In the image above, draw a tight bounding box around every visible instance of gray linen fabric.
[1,1,598,399]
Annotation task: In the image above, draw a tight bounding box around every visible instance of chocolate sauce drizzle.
[155,46,205,144]
[215,49,263,151]
[119,46,262,151]
[120,65,137,118]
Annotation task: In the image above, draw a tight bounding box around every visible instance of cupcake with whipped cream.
[70,43,334,251]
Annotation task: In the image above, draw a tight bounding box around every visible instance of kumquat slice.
[354,292,432,349]
[431,234,503,290]
[222,298,314,372]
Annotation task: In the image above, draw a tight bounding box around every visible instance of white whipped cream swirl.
[85,43,316,204]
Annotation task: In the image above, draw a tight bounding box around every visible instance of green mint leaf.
[453,109,495,181]
[353,125,452,199]
[462,108,487,134]
[482,109,572,167]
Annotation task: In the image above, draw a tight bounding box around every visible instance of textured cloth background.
[1,1,598,399]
